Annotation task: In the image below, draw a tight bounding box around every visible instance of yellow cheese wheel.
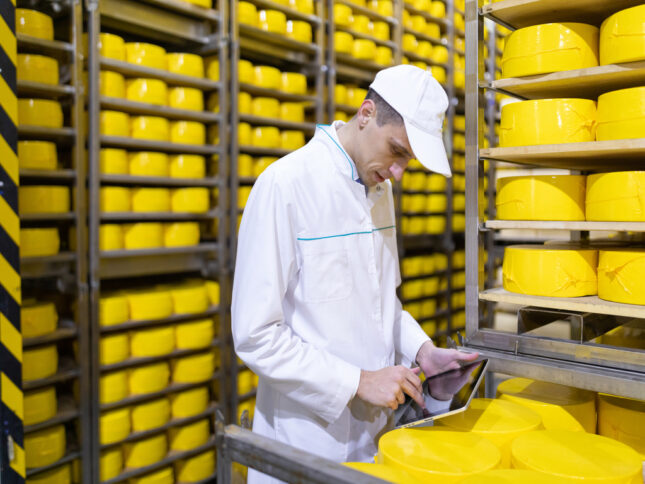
[237,122,251,145]
[237,91,252,114]
[598,394,645,459]
[171,282,209,315]
[376,46,393,65]
[100,110,130,137]
[100,70,125,98]
[252,97,280,119]
[497,378,596,432]
[130,326,174,357]
[125,42,166,70]
[295,0,314,13]
[587,171,645,221]
[19,99,63,128]
[100,370,128,404]
[100,294,129,326]
[18,141,57,170]
[280,102,305,122]
[131,188,170,212]
[16,9,54,40]
[500,99,596,146]
[252,126,280,148]
[238,369,255,395]
[130,467,174,484]
[496,175,586,221]
[168,87,203,111]
[460,469,562,484]
[100,448,123,481]
[170,121,205,145]
[334,31,353,54]
[512,430,642,483]
[100,187,130,212]
[166,53,204,78]
[100,333,129,365]
[169,154,205,178]
[370,0,393,16]
[24,387,57,426]
[346,86,367,108]
[123,223,164,250]
[254,65,281,89]
[280,130,305,150]
[343,462,414,483]
[100,407,131,444]
[123,433,168,469]
[131,398,171,432]
[333,4,352,26]
[377,428,500,482]
[600,5,645,65]
[97,33,126,61]
[129,152,169,177]
[20,186,69,214]
[254,156,277,177]
[131,116,169,141]
[127,289,172,321]
[238,1,258,26]
[352,15,370,34]
[402,33,418,52]
[372,21,390,40]
[129,362,170,395]
[170,387,209,420]
[169,419,210,451]
[503,245,597,297]
[125,78,168,106]
[206,91,219,112]
[286,20,312,43]
[175,319,214,350]
[174,450,216,482]
[598,249,645,304]
[25,425,65,468]
[21,228,60,258]
[26,463,71,484]
[172,352,215,383]
[258,10,287,34]
[353,38,376,60]
[170,187,209,213]
[502,23,598,78]
[23,345,58,382]
[334,84,347,104]
[437,398,542,467]
[238,60,255,84]
[100,224,124,251]
[164,222,200,247]
[100,148,128,174]
[17,54,59,85]
[597,87,645,141]
[205,280,220,306]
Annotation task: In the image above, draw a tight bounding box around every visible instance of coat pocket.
[299,239,352,302]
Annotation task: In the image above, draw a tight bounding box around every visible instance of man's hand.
[416,340,479,378]
[356,366,424,410]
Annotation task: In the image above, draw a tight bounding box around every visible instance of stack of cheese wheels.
[377,427,501,482]
[501,23,598,78]
[600,4,645,65]
[437,398,542,467]
[496,175,586,221]
[597,394,645,460]
[596,87,645,141]
[598,248,645,304]
[502,245,598,297]
[499,99,596,146]
[496,377,596,433]
[511,430,642,483]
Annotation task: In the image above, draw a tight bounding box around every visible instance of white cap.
[370,64,451,177]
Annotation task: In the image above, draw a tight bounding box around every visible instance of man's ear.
[357,99,376,128]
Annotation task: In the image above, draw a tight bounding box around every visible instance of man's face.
[354,109,415,187]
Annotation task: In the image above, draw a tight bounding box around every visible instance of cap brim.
[404,118,452,178]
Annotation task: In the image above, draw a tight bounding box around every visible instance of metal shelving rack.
[86,0,228,481]
[229,0,326,424]
[465,0,645,399]
[17,0,91,480]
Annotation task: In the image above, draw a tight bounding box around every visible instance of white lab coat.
[232,123,430,484]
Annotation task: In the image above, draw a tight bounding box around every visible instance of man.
[232,65,477,483]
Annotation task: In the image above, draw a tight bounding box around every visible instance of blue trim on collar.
[316,123,355,180]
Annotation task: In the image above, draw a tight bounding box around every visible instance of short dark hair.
[364,88,404,127]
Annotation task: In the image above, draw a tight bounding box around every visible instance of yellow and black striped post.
[0,0,24,482]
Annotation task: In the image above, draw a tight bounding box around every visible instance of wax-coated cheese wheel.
[174,450,216,482]
[334,32,353,53]
[131,188,170,212]
[100,448,123,481]
[252,97,280,118]
[127,289,172,321]
[280,130,305,150]
[25,425,65,468]
[24,387,56,426]
[100,70,125,98]
[17,54,59,85]
[254,65,281,89]
[18,141,57,170]
[123,433,167,468]
[376,46,393,65]
[600,5,645,65]
[511,430,642,483]
[123,223,163,250]
[596,87,645,141]
[252,126,280,148]
[129,152,169,177]
[169,419,210,451]
[99,224,123,251]
[169,154,205,178]
[100,110,130,137]
[280,102,305,122]
[164,222,200,247]
[238,60,255,84]
[172,352,215,383]
[23,345,58,381]
[598,249,645,305]
[500,99,596,146]
[170,387,209,418]
[130,467,174,484]
[130,326,174,357]
[168,87,203,111]
[496,175,586,221]
[175,319,214,349]
[502,23,598,78]
[100,370,127,404]
[238,1,258,26]
[125,42,166,70]
[373,21,390,40]
[586,171,645,221]
[100,148,128,174]
[19,99,63,128]
[129,362,170,395]
[100,294,129,326]
[16,9,54,40]
[100,187,130,213]
[100,333,129,365]
[131,116,169,141]
[170,121,205,145]
[131,398,171,432]
[333,4,352,26]
[378,428,500,482]
[97,33,125,60]
[598,394,645,459]
[125,78,168,106]
[171,282,209,315]
[166,53,204,78]
[352,39,376,59]
[205,280,220,306]
[26,463,71,484]
[100,407,131,444]
[258,10,287,34]
[502,245,597,297]
[21,228,60,258]
[286,20,312,43]
[170,188,209,213]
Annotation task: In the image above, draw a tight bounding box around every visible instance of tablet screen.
[394,358,488,428]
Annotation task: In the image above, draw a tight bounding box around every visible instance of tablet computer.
[394,358,489,429]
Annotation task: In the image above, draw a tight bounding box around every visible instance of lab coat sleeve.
[232,167,362,424]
